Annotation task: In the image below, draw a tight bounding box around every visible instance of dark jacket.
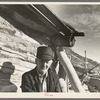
[21,67,61,92]
[0,71,17,92]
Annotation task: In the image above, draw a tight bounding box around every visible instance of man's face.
[36,58,53,75]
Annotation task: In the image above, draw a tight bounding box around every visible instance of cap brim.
[38,55,53,61]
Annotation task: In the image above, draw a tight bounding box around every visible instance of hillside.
[0,16,100,92]
[0,16,41,92]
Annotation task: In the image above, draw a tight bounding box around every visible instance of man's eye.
[39,59,43,62]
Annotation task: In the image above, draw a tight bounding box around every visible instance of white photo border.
[0,1,100,99]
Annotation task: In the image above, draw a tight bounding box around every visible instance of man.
[0,61,17,92]
[21,46,61,92]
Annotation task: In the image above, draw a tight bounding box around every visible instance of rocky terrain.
[0,16,100,92]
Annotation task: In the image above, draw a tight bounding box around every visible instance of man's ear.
[35,58,37,64]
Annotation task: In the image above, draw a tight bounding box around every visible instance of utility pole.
[85,51,87,73]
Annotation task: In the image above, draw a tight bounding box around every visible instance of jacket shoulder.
[22,68,36,77]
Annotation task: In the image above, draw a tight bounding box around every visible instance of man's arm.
[54,74,61,92]
[21,74,34,92]
[55,81,61,92]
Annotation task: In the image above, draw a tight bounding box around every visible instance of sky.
[46,4,100,63]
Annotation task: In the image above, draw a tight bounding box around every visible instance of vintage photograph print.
[0,2,100,98]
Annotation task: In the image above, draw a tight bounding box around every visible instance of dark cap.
[1,62,15,75]
[36,46,54,61]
